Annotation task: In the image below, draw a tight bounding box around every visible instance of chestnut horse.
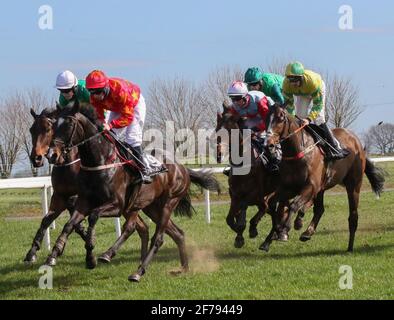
[47,102,220,282]
[24,107,149,265]
[263,105,385,252]
[216,103,291,250]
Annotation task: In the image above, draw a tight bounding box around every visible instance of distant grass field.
[0,185,393,299]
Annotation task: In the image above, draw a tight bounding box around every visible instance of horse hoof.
[234,237,245,248]
[24,253,37,265]
[45,257,57,267]
[278,232,289,242]
[98,254,112,264]
[294,219,303,231]
[259,243,270,252]
[128,273,141,283]
[86,257,97,269]
[299,233,311,242]
[249,228,258,239]
[271,232,279,241]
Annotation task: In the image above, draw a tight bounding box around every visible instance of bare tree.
[145,78,210,163]
[0,89,54,177]
[323,72,363,129]
[366,122,394,154]
[204,65,244,127]
[0,99,25,178]
[265,56,294,75]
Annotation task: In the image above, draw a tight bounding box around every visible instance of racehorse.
[263,104,386,251]
[47,101,220,282]
[216,102,290,250]
[24,107,149,264]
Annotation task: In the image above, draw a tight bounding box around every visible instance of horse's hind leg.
[249,203,266,239]
[24,193,66,264]
[165,219,188,274]
[300,191,325,242]
[129,199,179,282]
[345,182,361,252]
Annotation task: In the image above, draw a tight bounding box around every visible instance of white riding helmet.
[227,81,248,97]
[55,70,78,89]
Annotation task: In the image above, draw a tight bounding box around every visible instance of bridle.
[53,114,103,155]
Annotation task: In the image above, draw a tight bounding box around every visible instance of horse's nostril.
[36,155,42,161]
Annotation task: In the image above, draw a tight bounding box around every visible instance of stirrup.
[140,172,153,184]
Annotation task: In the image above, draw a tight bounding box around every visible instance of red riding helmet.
[86,70,109,89]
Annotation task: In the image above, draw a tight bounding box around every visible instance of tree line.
[0,63,390,178]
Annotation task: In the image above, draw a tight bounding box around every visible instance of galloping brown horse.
[263,105,385,252]
[47,102,220,282]
[25,107,149,264]
[216,103,288,250]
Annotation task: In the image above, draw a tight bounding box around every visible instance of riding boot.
[130,145,153,184]
[318,123,350,160]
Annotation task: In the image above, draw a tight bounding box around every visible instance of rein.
[268,110,314,161]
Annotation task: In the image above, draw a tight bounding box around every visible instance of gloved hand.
[98,123,111,132]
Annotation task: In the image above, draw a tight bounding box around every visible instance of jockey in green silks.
[244,67,285,105]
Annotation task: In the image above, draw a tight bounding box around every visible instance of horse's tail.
[174,192,196,218]
[188,168,221,193]
[174,169,221,218]
[364,158,386,198]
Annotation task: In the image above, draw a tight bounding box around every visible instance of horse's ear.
[30,108,38,119]
[222,101,231,112]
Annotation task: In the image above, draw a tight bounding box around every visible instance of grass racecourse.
[0,162,393,300]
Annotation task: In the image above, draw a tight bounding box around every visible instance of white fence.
[0,157,392,251]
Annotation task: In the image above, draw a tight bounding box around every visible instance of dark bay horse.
[47,102,220,282]
[264,105,385,251]
[25,107,149,264]
[216,103,288,250]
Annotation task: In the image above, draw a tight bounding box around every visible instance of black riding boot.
[130,145,153,184]
[319,123,350,160]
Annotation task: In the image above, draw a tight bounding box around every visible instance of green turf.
[0,188,393,300]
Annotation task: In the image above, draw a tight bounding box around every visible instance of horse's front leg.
[24,193,67,264]
[283,184,316,237]
[249,203,267,239]
[45,210,86,266]
[225,200,246,248]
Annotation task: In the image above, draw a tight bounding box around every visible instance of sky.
[0,0,394,134]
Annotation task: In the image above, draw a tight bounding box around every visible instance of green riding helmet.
[244,67,264,84]
[285,62,305,77]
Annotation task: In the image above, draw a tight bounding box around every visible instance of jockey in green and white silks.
[244,67,285,105]
[282,62,349,160]
[55,70,91,108]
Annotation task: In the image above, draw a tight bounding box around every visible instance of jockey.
[227,81,280,172]
[56,70,91,108]
[244,67,285,105]
[85,70,153,183]
[282,62,349,160]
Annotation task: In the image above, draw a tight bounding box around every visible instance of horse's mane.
[78,104,99,124]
